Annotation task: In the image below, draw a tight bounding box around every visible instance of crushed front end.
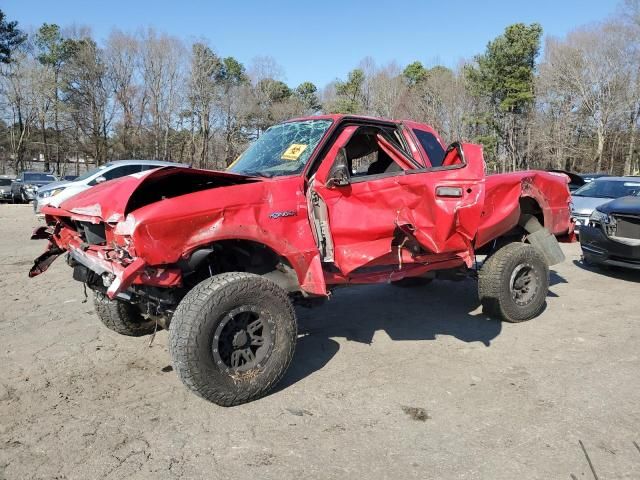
[29,210,183,315]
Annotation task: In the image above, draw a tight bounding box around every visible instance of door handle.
[436,186,463,198]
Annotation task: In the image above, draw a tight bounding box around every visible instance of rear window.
[413,129,445,167]
[0,178,12,186]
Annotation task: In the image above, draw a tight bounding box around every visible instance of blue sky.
[4,0,620,87]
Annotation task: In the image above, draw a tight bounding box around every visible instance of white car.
[34,160,187,214]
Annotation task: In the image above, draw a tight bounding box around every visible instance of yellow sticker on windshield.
[281,144,307,161]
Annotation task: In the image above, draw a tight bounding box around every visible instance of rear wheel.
[93,291,157,336]
[478,243,549,323]
[169,272,297,407]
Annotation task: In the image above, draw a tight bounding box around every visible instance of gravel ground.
[1,203,639,479]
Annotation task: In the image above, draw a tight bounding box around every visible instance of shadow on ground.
[277,279,502,392]
[572,259,640,283]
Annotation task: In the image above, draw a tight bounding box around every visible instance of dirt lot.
[1,204,639,479]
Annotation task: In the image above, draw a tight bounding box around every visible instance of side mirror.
[95,176,107,184]
[326,148,351,188]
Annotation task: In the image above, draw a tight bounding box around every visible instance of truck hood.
[54,166,257,223]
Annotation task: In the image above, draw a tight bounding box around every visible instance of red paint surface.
[31,115,573,299]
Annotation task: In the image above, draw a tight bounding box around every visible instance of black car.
[580,196,640,270]
[10,171,58,203]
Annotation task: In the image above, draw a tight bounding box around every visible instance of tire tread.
[169,272,297,407]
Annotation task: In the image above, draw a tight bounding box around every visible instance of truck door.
[308,122,486,276]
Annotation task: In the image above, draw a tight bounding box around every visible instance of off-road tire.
[478,242,549,323]
[93,291,157,336]
[391,277,433,288]
[169,272,297,407]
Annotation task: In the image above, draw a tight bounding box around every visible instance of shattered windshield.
[228,119,332,177]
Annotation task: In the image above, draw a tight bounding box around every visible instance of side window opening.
[413,129,445,167]
[345,126,411,178]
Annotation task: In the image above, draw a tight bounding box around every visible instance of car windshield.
[0,178,12,186]
[227,119,332,177]
[75,164,109,182]
[573,179,640,198]
[24,173,56,182]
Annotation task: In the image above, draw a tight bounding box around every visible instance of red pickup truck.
[29,115,573,406]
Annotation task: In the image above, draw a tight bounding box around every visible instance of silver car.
[571,176,640,232]
[0,175,16,202]
[35,160,187,214]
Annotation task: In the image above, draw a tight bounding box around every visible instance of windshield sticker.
[281,144,307,161]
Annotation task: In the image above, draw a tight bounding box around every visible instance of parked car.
[11,172,58,203]
[570,176,640,232]
[34,160,187,214]
[581,173,611,183]
[580,195,640,270]
[0,175,16,202]
[29,114,573,406]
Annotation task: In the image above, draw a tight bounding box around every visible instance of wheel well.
[519,197,544,229]
[475,197,545,256]
[183,240,301,293]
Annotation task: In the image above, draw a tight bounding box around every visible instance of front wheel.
[93,292,158,336]
[169,272,297,407]
[478,243,549,323]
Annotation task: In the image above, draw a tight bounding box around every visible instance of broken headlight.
[589,209,610,224]
[590,209,616,235]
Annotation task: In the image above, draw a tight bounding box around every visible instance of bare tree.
[542,24,627,172]
[188,42,222,167]
[62,37,113,164]
[105,30,142,159]
[0,50,38,171]
[139,29,185,160]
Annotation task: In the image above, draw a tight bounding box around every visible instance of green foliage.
[467,23,542,113]
[403,61,427,86]
[331,68,365,113]
[0,9,26,64]
[295,81,321,112]
[221,56,247,86]
[257,78,291,103]
[35,23,77,69]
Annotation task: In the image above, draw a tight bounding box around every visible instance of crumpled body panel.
[475,171,573,248]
